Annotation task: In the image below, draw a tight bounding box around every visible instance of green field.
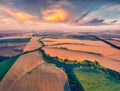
[0,38,30,44]
[0,56,19,81]
[73,67,120,91]
[40,48,120,91]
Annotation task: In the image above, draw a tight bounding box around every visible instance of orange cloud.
[0,7,38,23]
[41,8,69,22]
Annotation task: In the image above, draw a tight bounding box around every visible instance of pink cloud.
[0,7,39,23]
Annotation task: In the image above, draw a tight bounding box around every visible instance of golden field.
[0,37,70,91]
[43,37,120,72]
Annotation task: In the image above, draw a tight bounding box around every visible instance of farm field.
[0,38,30,44]
[43,38,109,47]
[23,37,42,52]
[49,43,120,56]
[0,34,32,40]
[0,43,27,56]
[9,62,70,91]
[0,37,70,91]
[73,67,120,91]
[0,0,120,91]
[43,37,120,72]
[0,38,30,56]
[108,40,120,47]
[43,37,120,56]
[40,47,120,91]
[0,56,19,81]
[0,51,43,91]
[0,35,120,91]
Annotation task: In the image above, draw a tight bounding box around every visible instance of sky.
[0,0,120,32]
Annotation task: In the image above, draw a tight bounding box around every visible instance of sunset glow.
[0,1,120,91]
[42,8,69,22]
[0,0,120,31]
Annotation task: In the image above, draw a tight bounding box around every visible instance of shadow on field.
[67,69,85,91]
[64,81,71,91]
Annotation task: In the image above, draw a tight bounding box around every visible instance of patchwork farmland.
[0,35,120,91]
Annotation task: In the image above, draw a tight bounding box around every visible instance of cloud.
[0,7,39,23]
[0,0,120,31]
[68,17,119,26]
[110,20,117,24]
[67,10,93,25]
[41,8,69,23]
[87,4,120,20]
[83,18,105,25]
[68,18,106,26]
[40,0,74,23]
[102,4,120,11]
[79,10,93,21]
